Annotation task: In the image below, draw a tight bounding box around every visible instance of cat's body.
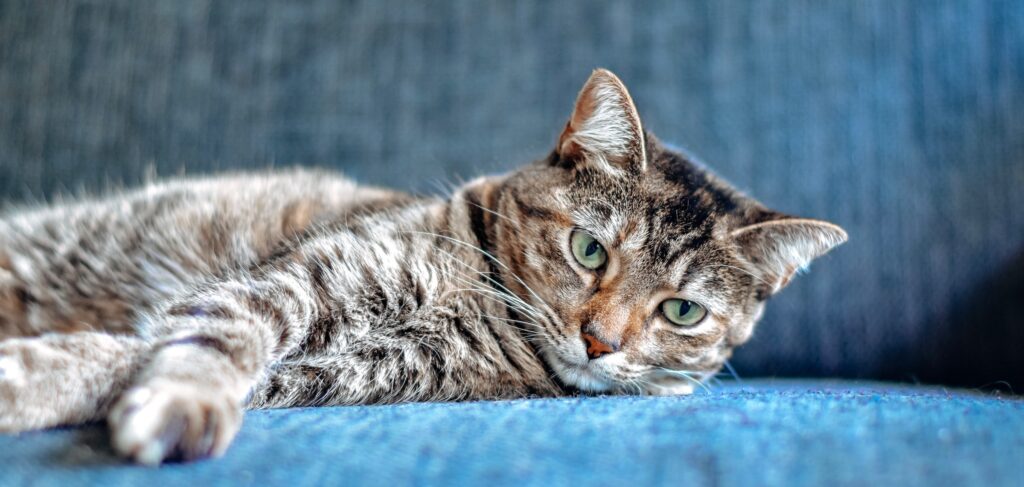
[0,170,559,461]
[0,70,846,464]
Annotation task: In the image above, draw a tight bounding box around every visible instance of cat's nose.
[580,325,619,360]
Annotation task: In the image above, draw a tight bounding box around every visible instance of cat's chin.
[538,344,706,396]
[557,364,615,393]
[541,349,615,392]
[640,378,695,396]
[541,348,704,396]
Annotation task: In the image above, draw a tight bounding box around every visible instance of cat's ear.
[557,69,646,175]
[731,217,847,296]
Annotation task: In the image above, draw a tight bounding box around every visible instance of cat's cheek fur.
[728,303,765,346]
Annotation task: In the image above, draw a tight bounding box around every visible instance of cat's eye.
[661,299,707,327]
[570,230,607,270]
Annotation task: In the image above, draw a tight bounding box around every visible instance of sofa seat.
[2,380,1021,486]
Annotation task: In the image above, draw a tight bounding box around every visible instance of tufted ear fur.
[731,218,848,297]
[557,69,646,175]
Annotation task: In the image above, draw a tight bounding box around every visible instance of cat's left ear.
[731,217,848,296]
[557,69,646,175]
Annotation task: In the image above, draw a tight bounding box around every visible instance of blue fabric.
[2,380,1021,486]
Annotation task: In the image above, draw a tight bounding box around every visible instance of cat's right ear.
[556,69,646,175]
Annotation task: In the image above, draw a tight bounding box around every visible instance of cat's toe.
[108,382,241,465]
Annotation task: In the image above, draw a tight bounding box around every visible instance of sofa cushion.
[2,380,1020,486]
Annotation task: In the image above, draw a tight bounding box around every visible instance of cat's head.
[483,69,847,395]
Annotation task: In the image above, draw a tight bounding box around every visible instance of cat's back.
[2,168,413,227]
[0,168,422,337]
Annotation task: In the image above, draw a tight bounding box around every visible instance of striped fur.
[0,70,845,464]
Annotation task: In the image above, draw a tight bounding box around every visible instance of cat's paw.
[108,381,242,465]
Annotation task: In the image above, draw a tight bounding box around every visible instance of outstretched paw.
[108,381,242,465]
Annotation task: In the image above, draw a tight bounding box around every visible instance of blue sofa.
[2,1,1023,485]
[4,381,1021,486]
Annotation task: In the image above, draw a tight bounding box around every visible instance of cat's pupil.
[585,241,599,256]
[677,300,691,316]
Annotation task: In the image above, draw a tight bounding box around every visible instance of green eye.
[661,299,707,327]
[570,230,607,270]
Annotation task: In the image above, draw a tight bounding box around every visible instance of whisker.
[445,275,546,319]
[422,236,569,341]
[447,286,545,323]
[478,315,546,340]
[406,230,553,315]
[654,367,712,393]
[478,313,545,335]
[722,360,742,383]
[465,200,516,225]
[428,240,543,312]
[623,377,645,395]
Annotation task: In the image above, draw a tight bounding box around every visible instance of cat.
[0,69,846,464]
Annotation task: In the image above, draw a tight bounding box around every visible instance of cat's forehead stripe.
[619,217,649,252]
[569,204,625,245]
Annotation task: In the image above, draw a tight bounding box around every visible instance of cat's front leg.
[0,332,147,432]
[107,338,247,464]
[107,265,321,464]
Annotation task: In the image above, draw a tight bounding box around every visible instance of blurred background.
[1,1,1022,390]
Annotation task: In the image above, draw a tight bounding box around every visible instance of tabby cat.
[0,70,846,464]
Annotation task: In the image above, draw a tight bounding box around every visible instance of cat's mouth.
[540,342,714,395]
[507,298,691,394]
[543,350,615,392]
[538,342,638,393]
[503,297,616,391]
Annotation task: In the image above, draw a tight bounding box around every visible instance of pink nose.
[581,332,617,360]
